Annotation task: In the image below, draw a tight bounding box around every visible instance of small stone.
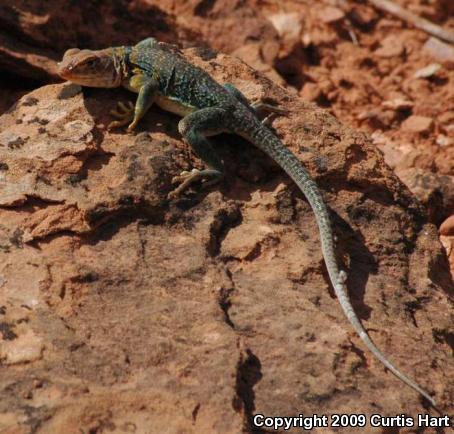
[268,13,302,41]
[318,6,345,24]
[439,235,452,256]
[375,36,404,58]
[414,63,442,79]
[422,37,454,68]
[370,130,387,146]
[401,115,433,133]
[440,215,454,236]
[300,82,322,101]
[349,6,378,26]
[301,32,312,47]
[382,99,414,111]
[438,111,454,125]
[358,110,379,121]
[436,134,453,147]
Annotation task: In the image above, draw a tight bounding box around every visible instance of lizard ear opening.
[63,48,81,58]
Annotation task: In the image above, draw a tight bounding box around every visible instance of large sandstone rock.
[0,48,452,433]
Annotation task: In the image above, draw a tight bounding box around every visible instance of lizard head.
[58,48,123,88]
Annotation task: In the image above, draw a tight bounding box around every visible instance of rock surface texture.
[0,48,453,433]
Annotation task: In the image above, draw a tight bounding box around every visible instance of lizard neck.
[112,46,133,84]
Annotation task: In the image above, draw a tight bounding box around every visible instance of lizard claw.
[171,169,198,184]
[108,101,135,130]
[168,168,222,199]
[251,101,288,126]
[261,114,273,126]
[168,169,202,198]
[119,101,134,112]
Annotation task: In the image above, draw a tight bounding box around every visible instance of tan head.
[58,47,123,88]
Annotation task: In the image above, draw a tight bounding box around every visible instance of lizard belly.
[155,95,196,117]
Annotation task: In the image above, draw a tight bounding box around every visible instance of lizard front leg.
[109,74,159,131]
[169,107,228,199]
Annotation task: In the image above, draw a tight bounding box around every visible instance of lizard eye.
[85,59,97,68]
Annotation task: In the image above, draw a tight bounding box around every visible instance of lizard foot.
[168,168,222,199]
[108,101,135,130]
[251,101,288,125]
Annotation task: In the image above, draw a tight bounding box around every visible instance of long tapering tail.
[244,122,435,406]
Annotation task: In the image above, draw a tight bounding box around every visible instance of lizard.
[57,37,436,406]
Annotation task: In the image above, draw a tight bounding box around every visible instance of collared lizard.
[57,37,436,406]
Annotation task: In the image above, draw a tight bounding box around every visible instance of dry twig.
[368,0,454,44]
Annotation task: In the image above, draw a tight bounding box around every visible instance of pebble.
[436,134,453,147]
[440,215,454,236]
[268,13,302,41]
[422,37,454,68]
[401,115,433,134]
[414,63,442,79]
[375,36,404,58]
[382,98,413,111]
[318,6,345,24]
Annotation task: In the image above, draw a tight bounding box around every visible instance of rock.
[438,111,454,125]
[439,235,454,277]
[397,168,454,225]
[372,133,415,169]
[375,35,405,58]
[0,330,44,365]
[401,115,434,134]
[156,0,279,55]
[317,6,345,24]
[231,43,284,86]
[381,98,414,111]
[440,215,454,236]
[268,12,302,41]
[300,82,323,101]
[413,63,442,79]
[422,37,454,68]
[436,134,453,147]
[349,5,378,26]
[0,46,452,433]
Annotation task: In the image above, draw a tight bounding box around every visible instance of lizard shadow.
[214,133,379,322]
[325,208,377,321]
[140,120,380,322]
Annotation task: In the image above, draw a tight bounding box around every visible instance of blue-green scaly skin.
[132,46,233,109]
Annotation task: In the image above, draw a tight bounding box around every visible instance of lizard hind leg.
[223,83,254,112]
[169,107,227,199]
[250,102,288,126]
[223,83,287,125]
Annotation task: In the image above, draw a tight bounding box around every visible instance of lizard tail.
[245,123,436,406]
